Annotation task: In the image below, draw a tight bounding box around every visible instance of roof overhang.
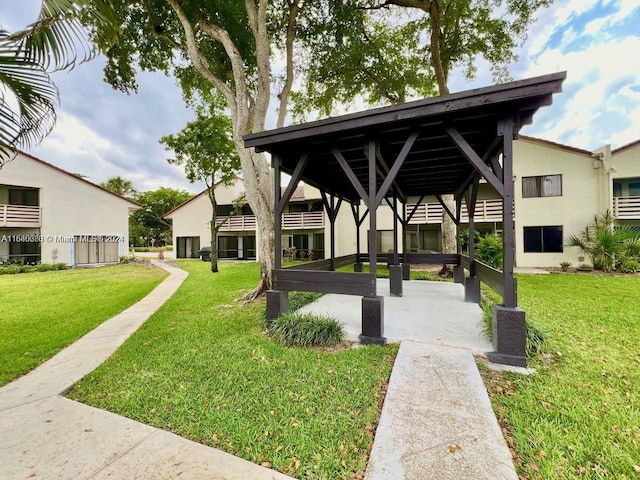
[244,72,566,203]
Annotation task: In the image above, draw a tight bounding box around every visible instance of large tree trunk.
[439,194,456,277]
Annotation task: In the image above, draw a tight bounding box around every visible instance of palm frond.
[7,0,120,72]
[0,32,58,165]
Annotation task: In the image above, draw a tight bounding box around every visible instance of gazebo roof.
[244,72,566,203]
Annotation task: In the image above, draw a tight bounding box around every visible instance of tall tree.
[161,111,241,272]
[89,0,317,299]
[100,176,137,198]
[130,187,192,247]
[298,0,551,276]
[0,0,118,167]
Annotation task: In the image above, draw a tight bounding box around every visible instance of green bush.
[559,261,572,272]
[0,264,21,275]
[19,265,37,273]
[269,312,345,347]
[476,234,503,269]
[618,259,639,273]
[288,291,322,311]
[578,263,593,271]
[35,263,55,272]
[53,263,69,270]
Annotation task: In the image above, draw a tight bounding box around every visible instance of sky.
[1,0,639,194]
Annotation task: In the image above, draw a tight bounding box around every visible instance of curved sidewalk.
[0,261,293,480]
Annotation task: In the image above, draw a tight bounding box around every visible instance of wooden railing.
[460,254,508,298]
[218,211,324,231]
[0,204,42,227]
[406,199,504,224]
[613,196,640,219]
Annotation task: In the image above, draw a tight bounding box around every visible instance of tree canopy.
[100,176,137,198]
[130,187,192,247]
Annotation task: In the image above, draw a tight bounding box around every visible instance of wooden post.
[501,116,517,308]
[392,194,399,265]
[330,194,336,271]
[274,154,282,270]
[368,140,377,280]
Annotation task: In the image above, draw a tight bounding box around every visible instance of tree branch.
[165,0,237,112]
[277,0,303,128]
[245,0,271,132]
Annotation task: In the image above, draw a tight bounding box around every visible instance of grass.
[479,274,640,479]
[68,261,398,479]
[0,264,168,386]
[337,263,448,281]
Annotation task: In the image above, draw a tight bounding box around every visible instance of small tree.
[161,112,241,273]
[566,210,640,272]
[131,187,192,247]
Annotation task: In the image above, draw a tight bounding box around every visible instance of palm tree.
[566,210,640,272]
[100,176,137,198]
[0,0,118,168]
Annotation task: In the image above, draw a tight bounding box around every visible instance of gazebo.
[244,72,566,367]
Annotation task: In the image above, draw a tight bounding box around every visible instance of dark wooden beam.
[446,127,504,197]
[332,148,370,208]
[501,115,517,308]
[375,131,419,206]
[274,154,283,270]
[277,152,308,215]
[376,150,407,203]
[368,140,378,280]
[405,195,425,223]
[435,194,457,224]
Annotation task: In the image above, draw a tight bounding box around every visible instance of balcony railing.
[217,211,324,232]
[613,196,640,219]
[406,199,504,224]
[0,204,42,227]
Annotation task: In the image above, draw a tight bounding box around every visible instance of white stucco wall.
[0,152,137,265]
[513,139,600,267]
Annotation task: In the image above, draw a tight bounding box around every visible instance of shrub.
[53,263,69,270]
[618,259,639,273]
[559,261,572,272]
[578,264,593,272]
[288,291,322,311]
[19,265,37,273]
[0,264,21,275]
[35,263,55,272]
[476,234,503,269]
[269,312,345,347]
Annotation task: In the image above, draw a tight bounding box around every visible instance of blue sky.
[1,0,639,193]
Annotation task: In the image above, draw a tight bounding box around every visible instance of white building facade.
[0,151,138,266]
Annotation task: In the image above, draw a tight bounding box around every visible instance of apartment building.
[0,151,138,266]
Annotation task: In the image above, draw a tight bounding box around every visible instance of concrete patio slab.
[298,279,492,353]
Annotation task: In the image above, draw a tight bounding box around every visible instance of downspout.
[592,144,615,215]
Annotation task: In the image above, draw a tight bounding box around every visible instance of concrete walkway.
[302,279,518,479]
[0,261,292,480]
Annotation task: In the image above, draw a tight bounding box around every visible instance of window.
[9,188,39,206]
[523,226,563,253]
[522,175,562,198]
[613,181,623,197]
[630,181,640,197]
[376,230,394,253]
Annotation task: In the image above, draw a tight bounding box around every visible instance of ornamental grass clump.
[269,312,345,347]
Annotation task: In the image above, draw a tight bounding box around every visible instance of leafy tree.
[130,187,192,247]
[100,176,137,198]
[87,0,316,298]
[0,0,118,167]
[161,111,241,272]
[566,210,640,272]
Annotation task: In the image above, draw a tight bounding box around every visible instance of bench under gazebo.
[244,72,566,367]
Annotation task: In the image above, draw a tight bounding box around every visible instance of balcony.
[613,196,640,220]
[406,199,504,224]
[217,211,324,232]
[0,204,42,227]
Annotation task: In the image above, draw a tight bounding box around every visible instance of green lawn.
[68,261,397,480]
[480,273,640,479]
[0,264,168,386]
